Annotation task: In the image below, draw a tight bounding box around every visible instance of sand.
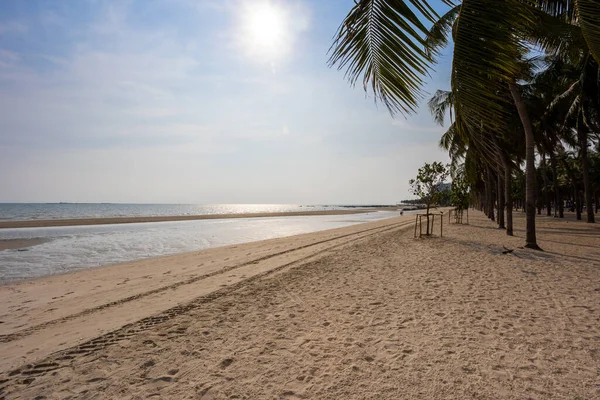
[0,238,47,251]
[1,210,599,399]
[0,209,376,229]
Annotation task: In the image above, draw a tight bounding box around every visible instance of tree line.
[329,0,599,249]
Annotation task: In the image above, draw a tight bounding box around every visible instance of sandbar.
[0,209,376,229]
[0,238,46,251]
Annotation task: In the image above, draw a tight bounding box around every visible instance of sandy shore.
[1,210,599,399]
[0,209,375,229]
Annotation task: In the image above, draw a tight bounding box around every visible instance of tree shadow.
[441,236,556,260]
[540,251,600,264]
[508,250,555,261]
[459,223,502,231]
[536,230,600,238]
[534,238,600,249]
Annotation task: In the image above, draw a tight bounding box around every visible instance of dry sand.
[0,210,374,229]
[1,210,599,399]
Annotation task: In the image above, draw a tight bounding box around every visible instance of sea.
[0,203,351,221]
[0,203,402,282]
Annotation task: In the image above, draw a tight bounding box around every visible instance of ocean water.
[0,203,352,221]
[0,210,402,282]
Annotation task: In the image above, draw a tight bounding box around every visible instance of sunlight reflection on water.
[0,211,402,281]
[0,203,348,221]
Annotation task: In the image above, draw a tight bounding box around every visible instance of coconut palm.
[428,88,524,235]
[548,55,600,223]
[329,0,600,248]
[428,89,498,221]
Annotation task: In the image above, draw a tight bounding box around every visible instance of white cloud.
[0,0,450,203]
[0,21,27,34]
[0,49,19,62]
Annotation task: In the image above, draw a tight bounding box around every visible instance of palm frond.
[425,4,461,58]
[451,0,534,137]
[538,0,600,63]
[525,7,586,59]
[537,0,577,22]
[439,122,458,150]
[428,90,454,125]
[577,0,600,64]
[549,79,579,111]
[328,0,438,115]
[565,94,582,121]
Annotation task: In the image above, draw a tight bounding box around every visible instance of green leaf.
[328,0,439,115]
[428,89,454,126]
[425,4,461,58]
[576,0,600,64]
[451,0,534,139]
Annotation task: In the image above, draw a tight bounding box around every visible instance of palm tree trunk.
[559,197,564,218]
[486,167,495,221]
[549,152,562,218]
[497,170,505,229]
[504,164,513,235]
[575,184,581,220]
[508,82,540,249]
[542,154,551,216]
[479,190,485,212]
[578,124,595,223]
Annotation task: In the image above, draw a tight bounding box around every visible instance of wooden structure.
[448,208,469,224]
[413,212,443,238]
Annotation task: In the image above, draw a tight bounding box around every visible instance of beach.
[1,210,599,399]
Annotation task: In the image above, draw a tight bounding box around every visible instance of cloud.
[0,49,19,62]
[0,0,450,203]
[0,21,27,34]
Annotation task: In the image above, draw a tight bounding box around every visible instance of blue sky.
[0,0,452,204]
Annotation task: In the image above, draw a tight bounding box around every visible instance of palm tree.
[548,55,600,223]
[328,0,600,112]
[428,88,524,235]
[329,0,600,248]
[427,2,541,248]
[558,148,584,218]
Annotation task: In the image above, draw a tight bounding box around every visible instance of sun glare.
[236,0,307,65]
[246,3,284,51]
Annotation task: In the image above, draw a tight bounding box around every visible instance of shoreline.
[0,215,413,372]
[0,209,384,229]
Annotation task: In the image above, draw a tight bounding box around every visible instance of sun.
[238,1,290,62]
[246,3,284,50]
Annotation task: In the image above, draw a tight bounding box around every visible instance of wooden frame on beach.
[448,208,469,225]
[413,212,443,238]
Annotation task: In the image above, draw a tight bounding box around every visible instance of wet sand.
[0,209,373,229]
[1,210,599,399]
[0,238,47,251]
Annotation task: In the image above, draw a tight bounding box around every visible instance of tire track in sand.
[0,219,410,344]
[0,220,414,392]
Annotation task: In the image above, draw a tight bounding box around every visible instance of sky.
[0,0,453,204]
